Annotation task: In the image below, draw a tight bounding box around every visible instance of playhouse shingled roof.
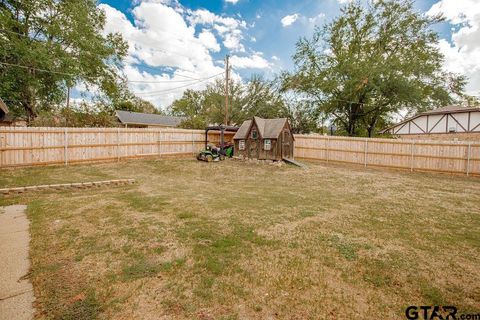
[233,117,290,140]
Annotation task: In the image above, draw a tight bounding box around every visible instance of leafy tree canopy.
[169,76,317,133]
[0,0,129,121]
[282,0,466,136]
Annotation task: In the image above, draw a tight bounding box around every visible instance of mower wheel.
[206,154,213,162]
[219,154,225,161]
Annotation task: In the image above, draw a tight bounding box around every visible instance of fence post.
[191,130,195,156]
[64,128,68,166]
[466,142,471,176]
[117,128,120,162]
[0,129,4,167]
[326,137,330,162]
[364,138,368,168]
[410,141,415,172]
[158,130,162,157]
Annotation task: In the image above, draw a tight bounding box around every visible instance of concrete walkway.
[0,205,34,320]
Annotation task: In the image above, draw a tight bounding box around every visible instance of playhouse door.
[249,140,259,159]
[282,130,292,159]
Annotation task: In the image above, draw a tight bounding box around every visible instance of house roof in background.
[116,110,186,127]
[0,114,21,123]
[421,105,479,115]
[233,117,290,139]
[380,105,480,133]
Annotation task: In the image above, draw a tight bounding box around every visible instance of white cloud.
[281,14,299,27]
[280,12,324,29]
[198,30,221,52]
[225,0,239,4]
[223,30,245,52]
[93,2,254,108]
[230,53,271,69]
[308,13,325,25]
[187,8,247,52]
[427,0,480,94]
[337,0,353,4]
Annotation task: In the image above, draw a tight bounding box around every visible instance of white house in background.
[380,105,480,141]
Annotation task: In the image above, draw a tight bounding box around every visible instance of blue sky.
[86,0,480,108]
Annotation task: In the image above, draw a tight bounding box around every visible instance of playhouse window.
[251,129,258,139]
[239,140,245,150]
[264,139,271,151]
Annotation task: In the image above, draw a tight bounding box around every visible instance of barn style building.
[233,116,294,161]
[380,105,480,141]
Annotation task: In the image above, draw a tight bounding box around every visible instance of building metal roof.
[233,117,291,140]
[116,110,186,127]
[380,105,480,133]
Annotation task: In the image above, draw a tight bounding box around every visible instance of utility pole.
[224,55,229,125]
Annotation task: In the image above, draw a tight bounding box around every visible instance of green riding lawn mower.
[196,125,238,162]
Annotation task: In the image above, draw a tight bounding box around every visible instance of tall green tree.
[283,0,466,136]
[0,0,128,121]
[169,77,290,129]
[283,96,321,134]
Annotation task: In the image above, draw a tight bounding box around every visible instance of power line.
[134,72,223,96]
[128,78,202,84]
[140,46,202,61]
[225,55,230,125]
[0,61,90,78]
[135,72,223,96]
[173,73,203,80]
[0,29,42,39]
[0,61,222,85]
[0,28,205,59]
[0,29,214,81]
[132,64,205,80]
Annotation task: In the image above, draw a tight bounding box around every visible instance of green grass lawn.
[1,159,479,319]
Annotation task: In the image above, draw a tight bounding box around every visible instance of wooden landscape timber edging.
[0,179,136,195]
[294,134,480,176]
[1,127,479,176]
[0,127,233,168]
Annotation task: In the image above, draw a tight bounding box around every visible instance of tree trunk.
[22,86,37,123]
[367,112,380,137]
[22,100,36,123]
[367,126,373,137]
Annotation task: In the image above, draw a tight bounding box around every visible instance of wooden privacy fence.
[294,135,480,176]
[1,127,479,176]
[0,127,234,167]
